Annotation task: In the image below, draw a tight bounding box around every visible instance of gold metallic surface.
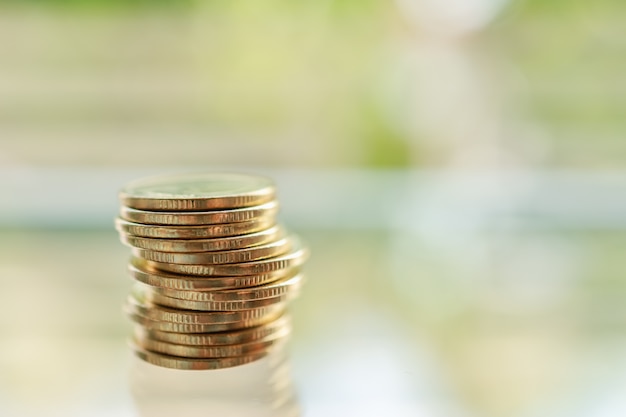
[133,329,290,358]
[120,225,283,253]
[146,290,299,312]
[120,201,278,226]
[120,172,276,211]
[115,217,275,239]
[154,273,304,302]
[132,237,292,265]
[144,243,309,276]
[127,312,279,333]
[117,172,309,370]
[129,257,291,290]
[130,342,273,370]
[139,315,291,346]
[125,290,287,324]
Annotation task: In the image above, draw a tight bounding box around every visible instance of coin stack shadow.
[115,176,308,370]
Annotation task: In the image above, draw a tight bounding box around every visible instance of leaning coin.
[130,342,273,370]
[126,289,287,324]
[145,289,300,311]
[144,240,308,276]
[119,225,283,253]
[129,257,291,290]
[154,273,304,302]
[120,201,278,226]
[127,312,278,333]
[120,172,276,211]
[132,236,292,265]
[134,330,289,358]
[115,217,275,239]
[140,314,291,346]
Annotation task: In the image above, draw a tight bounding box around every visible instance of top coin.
[119,172,276,211]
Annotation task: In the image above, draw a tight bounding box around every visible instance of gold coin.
[120,201,278,226]
[128,257,291,290]
[119,172,275,211]
[130,342,274,370]
[132,236,292,265]
[133,328,290,358]
[144,241,309,276]
[146,289,299,311]
[119,225,283,253]
[115,217,275,239]
[154,273,304,302]
[140,314,291,346]
[125,289,287,324]
[127,312,277,333]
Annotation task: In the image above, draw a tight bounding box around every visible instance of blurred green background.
[1,1,625,417]
[1,0,625,168]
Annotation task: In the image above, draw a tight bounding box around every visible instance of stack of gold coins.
[115,173,308,370]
